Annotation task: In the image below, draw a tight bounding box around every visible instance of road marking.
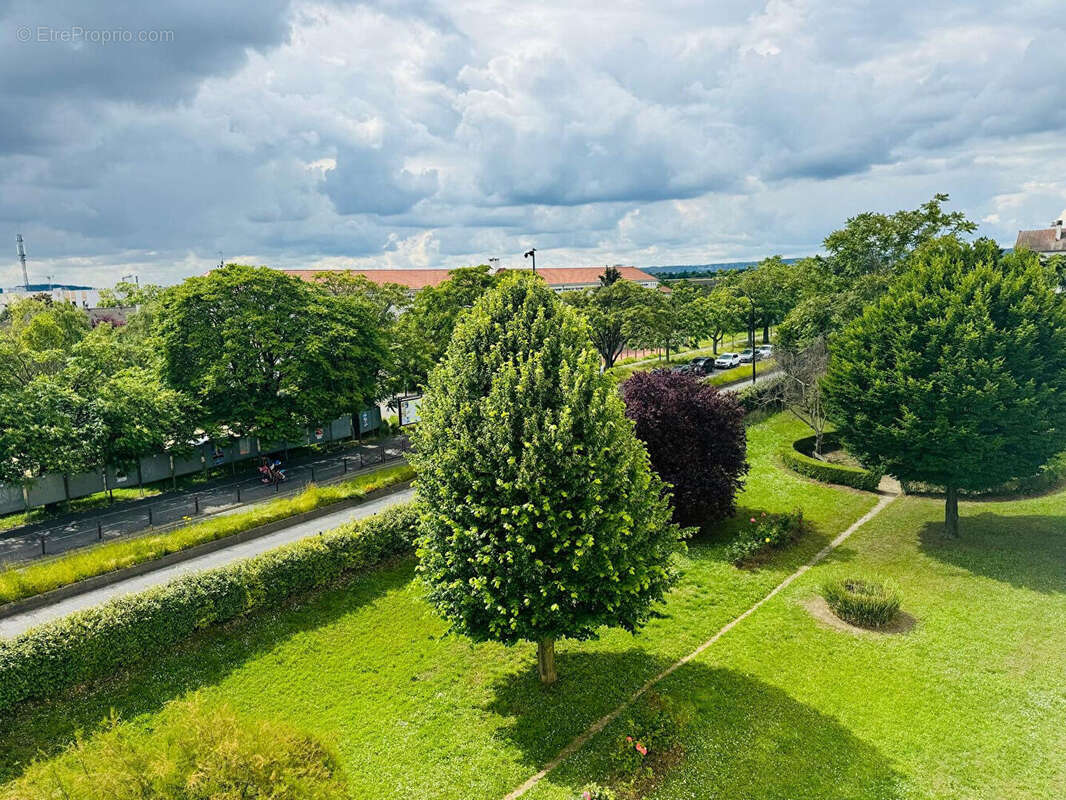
[502,491,898,799]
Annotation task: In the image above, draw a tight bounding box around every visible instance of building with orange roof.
[282,265,659,293]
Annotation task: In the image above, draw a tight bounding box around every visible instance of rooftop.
[283,266,658,290]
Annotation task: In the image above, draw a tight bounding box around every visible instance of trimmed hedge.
[0,502,419,715]
[781,433,882,492]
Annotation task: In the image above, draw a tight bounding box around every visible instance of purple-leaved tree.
[622,371,749,528]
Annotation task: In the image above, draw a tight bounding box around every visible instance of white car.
[715,352,741,368]
[757,345,774,358]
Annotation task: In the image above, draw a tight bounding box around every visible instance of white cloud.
[0,0,1064,288]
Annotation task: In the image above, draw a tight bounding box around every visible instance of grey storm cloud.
[0,0,1064,287]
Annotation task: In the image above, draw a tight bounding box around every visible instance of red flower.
[625,736,633,743]
[750,517,756,523]
[635,742,648,756]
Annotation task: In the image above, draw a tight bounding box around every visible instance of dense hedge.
[781,433,882,492]
[0,502,419,715]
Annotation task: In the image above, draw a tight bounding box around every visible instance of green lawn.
[0,415,873,797]
[707,357,776,387]
[2,414,1062,800]
[524,490,1066,800]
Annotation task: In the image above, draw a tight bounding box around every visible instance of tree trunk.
[762,324,770,343]
[537,638,557,685]
[945,485,960,538]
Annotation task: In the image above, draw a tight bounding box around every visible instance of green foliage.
[0,502,420,713]
[579,784,617,800]
[157,264,385,442]
[823,192,976,280]
[821,577,902,628]
[2,695,347,800]
[737,255,803,338]
[0,464,414,606]
[412,274,686,656]
[822,240,1066,498]
[389,265,500,392]
[562,279,656,369]
[781,434,882,492]
[626,280,707,357]
[735,373,784,408]
[0,377,103,484]
[724,509,805,565]
[779,195,975,348]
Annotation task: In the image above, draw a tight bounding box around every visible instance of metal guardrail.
[0,439,410,566]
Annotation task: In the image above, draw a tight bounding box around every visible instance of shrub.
[579,784,617,800]
[724,509,805,565]
[1,695,347,800]
[0,463,414,607]
[609,692,693,797]
[736,373,785,414]
[822,577,902,628]
[622,371,749,528]
[0,503,419,714]
[781,434,882,492]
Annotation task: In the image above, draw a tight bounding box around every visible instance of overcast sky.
[1,0,1064,287]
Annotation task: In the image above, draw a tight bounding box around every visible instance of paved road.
[0,487,415,639]
[0,436,409,565]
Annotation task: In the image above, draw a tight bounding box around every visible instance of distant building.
[0,283,101,308]
[282,265,660,293]
[1015,209,1066,256]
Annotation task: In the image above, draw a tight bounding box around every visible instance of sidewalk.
[0,436,409,565]
[0,487,415,639]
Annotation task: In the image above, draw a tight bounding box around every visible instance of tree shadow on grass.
[919,513,1066,595]
[518,662,905,800]
[0,558,417,783]
[485,648,674,766]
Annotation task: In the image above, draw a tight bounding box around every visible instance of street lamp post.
[739,289,757,386]
[524,248,536,273]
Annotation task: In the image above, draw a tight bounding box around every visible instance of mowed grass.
[523,490,1066,800]
[0,414,875,797]
[706,357,776,387]
[0,463,415,606]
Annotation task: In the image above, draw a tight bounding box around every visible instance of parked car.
[671,361,695,374]
[739,348,757,364]
[690,357,715,375]
[757,344,774,358]
[715,352,741,368]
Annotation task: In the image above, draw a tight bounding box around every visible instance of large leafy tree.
[0,378,103,487]
[622,371,748,527]
[700,286,746,354]
[628,281,706,360]
[157,265,384,443]
[823,239,1066,536]
[412,273,686,684]
[390,265,500,392]
[737,256,802,344]
[562,279,653,369]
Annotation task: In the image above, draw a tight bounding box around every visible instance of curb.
[0,479,414,621]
